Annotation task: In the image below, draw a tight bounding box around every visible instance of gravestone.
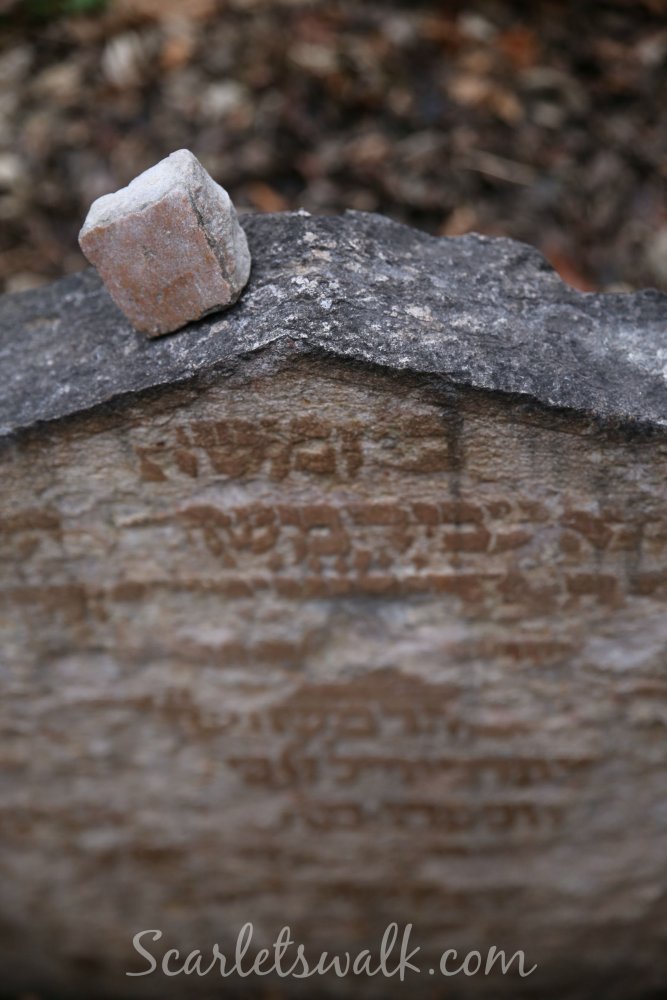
[1,211,666,999]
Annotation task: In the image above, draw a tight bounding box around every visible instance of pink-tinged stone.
[78,149,251,337]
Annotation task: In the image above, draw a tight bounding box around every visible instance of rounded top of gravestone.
[2,210,667,437]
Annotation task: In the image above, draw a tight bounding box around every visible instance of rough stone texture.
[1,213,667,1000]
[78,149,251,337]
[3,210,667,436]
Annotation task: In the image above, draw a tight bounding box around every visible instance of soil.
[1,0,666,295]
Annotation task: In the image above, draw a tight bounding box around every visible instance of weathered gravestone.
[1,211,667,999]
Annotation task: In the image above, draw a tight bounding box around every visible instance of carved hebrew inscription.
[1,355,667,996]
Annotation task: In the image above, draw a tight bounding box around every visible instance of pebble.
[78,149,251,337]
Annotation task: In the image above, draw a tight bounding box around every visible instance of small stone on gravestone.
[78,149,251,338]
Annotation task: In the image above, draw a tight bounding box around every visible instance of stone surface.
[2,210,666,437]
[2,213,667,1000]
[78,149,251,337]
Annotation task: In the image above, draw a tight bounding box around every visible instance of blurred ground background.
[0,0,665,295]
